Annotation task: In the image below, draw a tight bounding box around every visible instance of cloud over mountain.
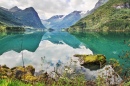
[0,0,98,19]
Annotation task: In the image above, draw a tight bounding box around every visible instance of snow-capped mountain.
[42,11,83,30]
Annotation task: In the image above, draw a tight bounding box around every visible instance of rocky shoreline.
[0,54,123,85]
[0,65,37,82]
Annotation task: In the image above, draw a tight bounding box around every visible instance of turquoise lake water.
[72,32,130,67]
[0,31,129,69]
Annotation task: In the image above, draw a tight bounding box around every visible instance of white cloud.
[0,0,98,19]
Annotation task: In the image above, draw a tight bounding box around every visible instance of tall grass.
[0,79,31,86]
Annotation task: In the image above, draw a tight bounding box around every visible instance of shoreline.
[0,63,123,86]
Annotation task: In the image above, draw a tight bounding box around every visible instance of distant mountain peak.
[25,7,35,11]
[24,7,38,14]
[13,6,18,8]
[50,15,64,19]
[9,6,22,12]
[46,15,64,22]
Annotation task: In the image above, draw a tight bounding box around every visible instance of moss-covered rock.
[74,54,106,68]
[0,65,12,78]
[25,65,35,76]
[11,65,35,80]
[0,65,37,82]
[22,72,37,82]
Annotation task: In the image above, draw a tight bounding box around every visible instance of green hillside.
[68,0,130,32]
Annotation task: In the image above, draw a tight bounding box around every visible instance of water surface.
[0,31,129,70]
[72,31,130,67]
[0,31,92,72]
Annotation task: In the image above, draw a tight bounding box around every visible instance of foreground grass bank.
[0,75,130,86]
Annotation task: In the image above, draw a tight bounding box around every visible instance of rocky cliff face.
[113,2,130,9]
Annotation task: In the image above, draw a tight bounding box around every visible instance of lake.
[71,32,130,67]
[0,31,129,73]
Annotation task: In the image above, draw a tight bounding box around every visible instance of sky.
[0,0,98,19]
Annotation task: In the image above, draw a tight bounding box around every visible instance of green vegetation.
[0,22,6,32]
[0,26,6,32]
[0,75,89,86]
[6,26,25,31]
[68,0,130,32]
[0,79,32,86]
[0,26,25,32]
[0,22,25,32]
[0,65,91,86]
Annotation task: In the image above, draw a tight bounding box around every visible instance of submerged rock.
[74,54,106,68]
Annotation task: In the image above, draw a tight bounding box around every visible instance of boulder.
[11,66,25,79]
[11,65,36,81]
[74,54,106,68]
[0,65,12,78]
[0,65,47,83]
[22,72,37,82]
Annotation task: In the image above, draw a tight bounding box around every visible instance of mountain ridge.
[9,6,22,12]
[0,6,45,30]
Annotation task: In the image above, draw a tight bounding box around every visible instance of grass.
[0,79,31,86]
[0,75,88,86]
